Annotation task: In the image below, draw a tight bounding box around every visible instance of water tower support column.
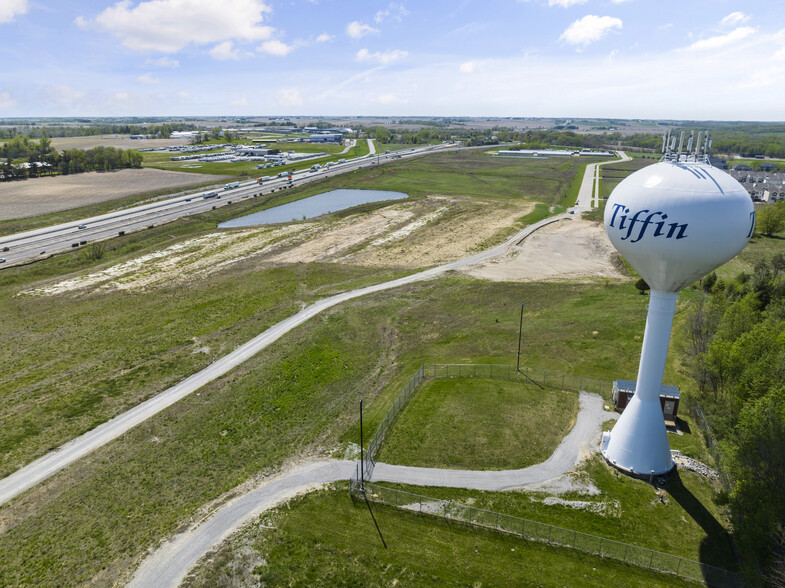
[601,290,677,476]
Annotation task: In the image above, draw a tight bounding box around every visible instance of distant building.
[760,162,779,172]
[308,133,343,143]
[612,379,680,425]
[733,164,753,171]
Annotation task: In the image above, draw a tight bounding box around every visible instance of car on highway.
[0,258,5,263]
[77,224,87,229]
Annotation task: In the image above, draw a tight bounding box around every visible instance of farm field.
[49,135,193,150]
[0,168,230,220]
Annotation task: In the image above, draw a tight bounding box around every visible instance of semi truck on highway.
[257,176,271,183]
[224,181,240,190]
[203,191,218,199]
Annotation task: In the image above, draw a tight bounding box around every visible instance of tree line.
[0,122,196,140]
[1,135,142,181]
[686,254,785,580]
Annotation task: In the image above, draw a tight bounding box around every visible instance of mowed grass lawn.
[378,378,579,470]
[182,486,687,588]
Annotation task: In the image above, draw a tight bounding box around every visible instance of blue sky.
[2,0,785,120]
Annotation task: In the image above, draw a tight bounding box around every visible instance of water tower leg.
[602,290,676,476]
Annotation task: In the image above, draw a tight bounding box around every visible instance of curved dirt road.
[130,392,616,587]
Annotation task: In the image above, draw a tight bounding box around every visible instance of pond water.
[218,189,409,228]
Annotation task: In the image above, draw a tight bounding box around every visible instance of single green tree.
[634,278,650,295]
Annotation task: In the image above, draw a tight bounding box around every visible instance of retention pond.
[218,189,409,228]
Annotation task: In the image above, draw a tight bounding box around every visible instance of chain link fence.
[350,480,742,587]
[356,363,612,482]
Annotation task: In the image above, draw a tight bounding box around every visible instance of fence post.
[649,550,654,568]
[496,513,499,530]
[623,543,628,562]
[676,558,681,575]
[573,531,577,548]
[599,538,603,555]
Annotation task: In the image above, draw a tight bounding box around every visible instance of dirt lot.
[0,168,231,219]
[21,196,624,297]
[461,218,626,282]
[49,136,192,150]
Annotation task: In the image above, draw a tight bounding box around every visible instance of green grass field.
[182,485,690,588]
[0,275,703,585]
[378,378,579,470]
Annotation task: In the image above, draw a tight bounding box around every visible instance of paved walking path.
[130,392,617,587]
[574,151,631,211]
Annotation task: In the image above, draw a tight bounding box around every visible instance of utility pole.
[516,302,524,372]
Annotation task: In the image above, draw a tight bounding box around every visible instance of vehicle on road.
[224,181,240,190]
[277,172,288,178]
[77,224,87,229]
[257,176,271,183]
[338,159,346,164]
[0,258,5,263]
[203,191,218,199]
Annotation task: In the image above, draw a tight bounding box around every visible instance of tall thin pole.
[516,302,524,372]
[359,398,364,490]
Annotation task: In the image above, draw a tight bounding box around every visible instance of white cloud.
[548,0,588,7]
[459,60,479,74]
[147,56,180,68]
[209,41,244,60]
[721,12,749,27]
[685,26,755,51]
[231,96,249,106]
[44,85,87,105]
[375,93,407,104]
[775,46,785,61]
[356,48,408,64]
[0,91,17,109]
[137,73,159,84]
[0,0,27,25]
[258,39,294,56]
[346,21,379,39]
[277,87,302,107]
[316,33,333,43]
[374,3,409,24]
[84,0,274,53]
[560,15,622,47]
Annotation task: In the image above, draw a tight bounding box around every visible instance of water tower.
[601,132,755,476]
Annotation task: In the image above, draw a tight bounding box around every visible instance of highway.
[0,142,450,267]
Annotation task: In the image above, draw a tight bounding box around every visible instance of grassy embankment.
[183,485,689,588]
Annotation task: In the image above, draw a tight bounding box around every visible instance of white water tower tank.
[601,160,754,476]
